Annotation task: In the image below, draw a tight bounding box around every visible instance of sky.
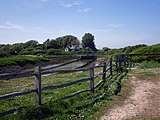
[0,0,160,48]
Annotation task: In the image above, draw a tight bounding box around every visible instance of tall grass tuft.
[139,61,160,68]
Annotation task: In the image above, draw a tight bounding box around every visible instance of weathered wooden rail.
[0,56,128,116]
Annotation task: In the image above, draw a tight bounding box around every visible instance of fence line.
[42,77,90,91]
[0,89,36,100]
[0,71,34,80]
[0,56,129,116]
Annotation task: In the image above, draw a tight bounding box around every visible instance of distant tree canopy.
[82,33,97,51]
[0,35,81,57]
[9,43,24,55]
[102,47,110,51]
[0,32,160,63]
[62,35,80,50]
[43,35,80,50]
[43,39,61,50]
[24,40,39,49]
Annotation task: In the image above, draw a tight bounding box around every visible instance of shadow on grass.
[3,69,128,120]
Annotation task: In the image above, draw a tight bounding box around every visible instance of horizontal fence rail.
[41,68,89,75]
[0,89,36,100]
[0,56,129,117]
[42,77,90,91]
[0,71,34,80]
[0,106,27,117]
[41,59,79,71]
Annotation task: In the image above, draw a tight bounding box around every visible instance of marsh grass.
[0,55,49,67]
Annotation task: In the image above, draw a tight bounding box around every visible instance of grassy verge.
[92,69,131,119]
[0,63,128,120]
[0,55,49,67]
[139,61,160,68]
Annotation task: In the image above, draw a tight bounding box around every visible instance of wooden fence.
[0,56,128,116]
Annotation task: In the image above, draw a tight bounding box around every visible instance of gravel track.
[99,73,160,120]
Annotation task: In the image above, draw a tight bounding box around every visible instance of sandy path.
[99,76,160,120]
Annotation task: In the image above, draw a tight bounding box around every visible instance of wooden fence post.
[110,58,112,75]
[34,66,42,105]
[102,62,106,81]
[90,63,94,93]
[116,57,118,72]
[124,56,128,66]
[119,58,122,72]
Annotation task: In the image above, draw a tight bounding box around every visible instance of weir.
[79,56,96,60]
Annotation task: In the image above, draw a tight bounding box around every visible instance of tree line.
[0,33,97,57]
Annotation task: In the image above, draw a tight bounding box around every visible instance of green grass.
[139,61,160,68]
[0,55,49,67]
[130,44,160,62]
[0,63,128,120]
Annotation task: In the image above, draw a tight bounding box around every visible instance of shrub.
[46,49,65,55]
[139,61,160,68]
[130,44,160,62]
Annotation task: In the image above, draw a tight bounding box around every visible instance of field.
[0,57,128,119]
[0,44,160,119]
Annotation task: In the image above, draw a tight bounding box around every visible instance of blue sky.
[0,0,160,48]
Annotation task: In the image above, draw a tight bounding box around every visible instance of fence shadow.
[0,55,129,118]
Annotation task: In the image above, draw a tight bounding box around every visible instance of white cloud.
[0,21,23,29]
[0,21,44,33]
[109,24,124,28]
[59,1,81,8]
[78,8,91,12]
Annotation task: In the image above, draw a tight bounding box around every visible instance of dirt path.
[99,70,160,120]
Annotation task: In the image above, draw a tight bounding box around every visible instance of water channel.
[42,59,93,76]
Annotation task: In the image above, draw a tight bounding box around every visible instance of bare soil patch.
[99,68,160,120]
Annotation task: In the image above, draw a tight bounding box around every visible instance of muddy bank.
[0,57,78,74]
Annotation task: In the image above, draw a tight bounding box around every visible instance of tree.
[24,40,39,49]
[62,35,80,50]
[43,36,80,51]
[82,33,97,51]
[102,47,110,51]
[55,37,64,49]
[0,44,11,57]
[9,43,24,55]
[43,39,61,49]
